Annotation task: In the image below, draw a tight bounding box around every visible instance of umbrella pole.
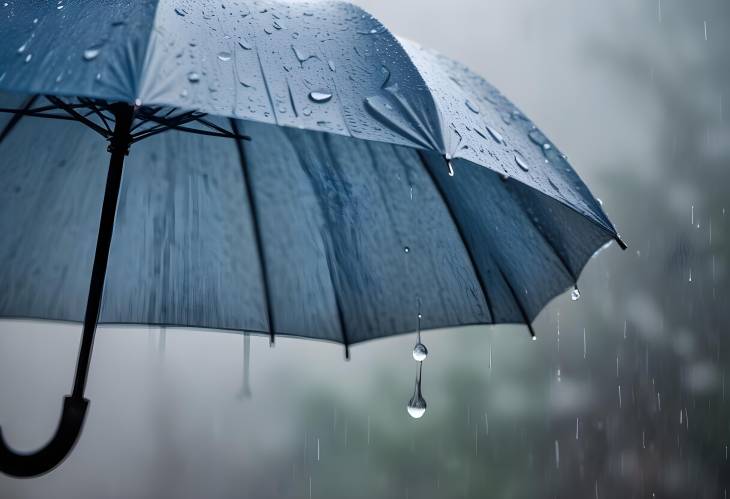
[0,102,135,478]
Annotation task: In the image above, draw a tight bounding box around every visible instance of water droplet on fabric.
[308,91,332,103]
[83,48,100,61]
[486,125,503,144]
[174,7,187,16]
[514,152,530,172]
[187,71,201,82]
[217,51,232,61]
[465,99,480,114]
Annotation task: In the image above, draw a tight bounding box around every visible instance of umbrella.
[0,0,625,477]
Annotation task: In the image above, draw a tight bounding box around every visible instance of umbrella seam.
[229,119,275,343]
[505,184,578,282]
[495,266,535,337]
[415,150,495,324]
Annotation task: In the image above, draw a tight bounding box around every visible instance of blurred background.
[1,0,728,497]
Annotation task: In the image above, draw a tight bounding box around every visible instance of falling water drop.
[406,363,427,419]
[571,287,581,301]
[412,304,427,361]
[412,343,428,362]
[308,91,332,103]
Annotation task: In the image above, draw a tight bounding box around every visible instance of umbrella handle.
[0,395,89,478]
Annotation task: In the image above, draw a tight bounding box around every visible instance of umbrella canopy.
[0,0,624,478]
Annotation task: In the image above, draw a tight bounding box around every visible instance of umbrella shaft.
[72,103,135,400]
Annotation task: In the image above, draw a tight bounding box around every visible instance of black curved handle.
[0,396,88,478]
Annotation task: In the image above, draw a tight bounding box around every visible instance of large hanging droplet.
[406,364,427,419]
[571,288,581,301]
[412,343,428,362]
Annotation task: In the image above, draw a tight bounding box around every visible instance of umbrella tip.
[615,234,628,250]
[344,344,351,361]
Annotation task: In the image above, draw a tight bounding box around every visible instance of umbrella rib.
[45,95,109,137]
[323,246,350,359]
[505,184,577,282]
[495,266,535,338]
[415,151,495,324]
[229,119,276,345]
[0,95,38,143]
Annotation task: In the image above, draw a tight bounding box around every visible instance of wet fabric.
[0,0,621,343]
[0,116,614,343]
[1,0,615,228]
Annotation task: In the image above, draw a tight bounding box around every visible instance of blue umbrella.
[0,0,625,477]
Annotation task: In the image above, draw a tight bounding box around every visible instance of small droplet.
[17,43,27,54]
[187,71,200,82]
[24,54,32,63]
[571,288,581,301]
[83,48,100,61]
[486,125,503,144]
[514,152,530,172]
[217,51,232,61]
[174,7,187,16]
[308,91,332,103]
[403,246,410,253]
[465,99,480,114]
[412,343,428,362]
[238,40,253,50]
